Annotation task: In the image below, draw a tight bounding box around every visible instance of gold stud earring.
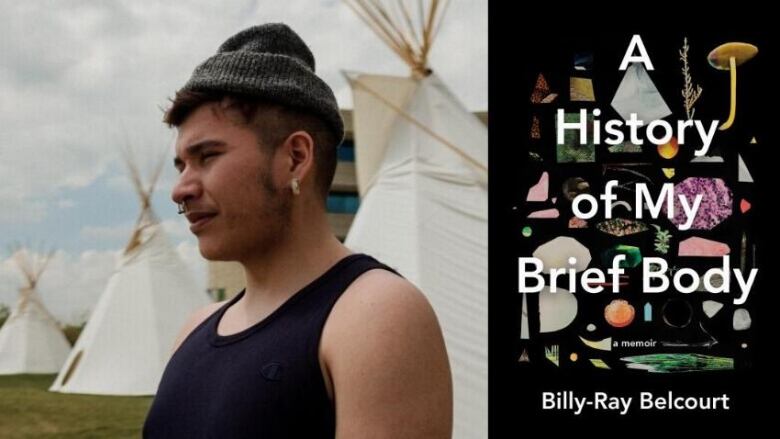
[291,178,300,195]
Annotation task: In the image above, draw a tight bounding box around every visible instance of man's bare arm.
[321,269,452,439]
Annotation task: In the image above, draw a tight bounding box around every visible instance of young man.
[142,24,452,438]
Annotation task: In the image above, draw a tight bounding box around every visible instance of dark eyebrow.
[173,140,227,169]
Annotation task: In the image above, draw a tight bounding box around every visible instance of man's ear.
[282,130,315,180]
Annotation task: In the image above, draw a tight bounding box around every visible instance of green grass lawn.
[0,374,152,439]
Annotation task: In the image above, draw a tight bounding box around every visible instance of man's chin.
[197,240,236,262]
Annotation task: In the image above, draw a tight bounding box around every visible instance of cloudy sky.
[0,0,486,324]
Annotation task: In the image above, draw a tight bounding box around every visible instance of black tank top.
[143,254,397,438]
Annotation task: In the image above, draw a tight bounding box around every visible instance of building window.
[337,140,355,162]
[327,193,360,214]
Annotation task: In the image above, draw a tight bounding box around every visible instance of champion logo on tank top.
[261,362,284,381]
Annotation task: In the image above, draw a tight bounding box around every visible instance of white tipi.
[343,1,487,437]
[0,248,71,374]
[50,153,211,395]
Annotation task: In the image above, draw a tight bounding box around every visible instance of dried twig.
[680,37,703,120]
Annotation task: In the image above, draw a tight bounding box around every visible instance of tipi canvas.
[343,1,487,437]
[0,249,71,374]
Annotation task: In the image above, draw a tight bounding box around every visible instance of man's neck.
[236,210,352,316]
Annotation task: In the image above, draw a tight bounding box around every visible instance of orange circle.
[605,299,635,328]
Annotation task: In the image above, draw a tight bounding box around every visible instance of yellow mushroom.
[708,42,758,130]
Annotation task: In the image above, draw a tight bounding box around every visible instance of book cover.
[491,21,774,429]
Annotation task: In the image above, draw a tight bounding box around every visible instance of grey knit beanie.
[181,23,344,144]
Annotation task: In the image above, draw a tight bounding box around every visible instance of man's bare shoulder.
[321,268,452,438]
[324,268,440,341]
[171,300,227,354]
[330,268,433,324]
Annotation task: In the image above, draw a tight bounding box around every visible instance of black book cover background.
[489,18,775,427]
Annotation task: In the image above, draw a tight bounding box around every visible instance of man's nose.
[171,168,202,205]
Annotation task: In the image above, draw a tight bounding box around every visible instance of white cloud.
[0,197,46,223]
[0,0,485,229]
[80,223,133,244]
[57,199,76,209]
